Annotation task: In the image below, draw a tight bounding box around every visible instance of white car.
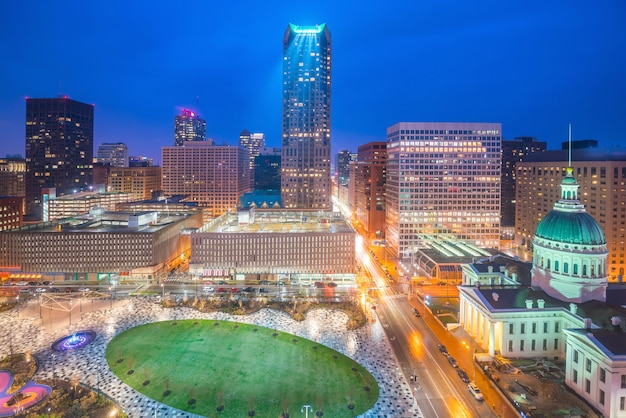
[468,382,484,400]
[35,287,47,293]
[202,286,215,293]
[78,287,90,292]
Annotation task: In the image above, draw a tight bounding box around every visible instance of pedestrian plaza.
[1,297,423,417]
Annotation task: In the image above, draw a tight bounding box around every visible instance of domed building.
[458,167,626,417]
[531,167,608,303]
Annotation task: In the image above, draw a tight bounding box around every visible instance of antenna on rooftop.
[568,124,572,167]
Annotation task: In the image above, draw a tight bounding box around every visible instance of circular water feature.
[51,330,96,352]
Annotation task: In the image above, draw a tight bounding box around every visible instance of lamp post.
[51,354,56,386]
[301,404,312,418]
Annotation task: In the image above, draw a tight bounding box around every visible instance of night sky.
[1,1,624,164]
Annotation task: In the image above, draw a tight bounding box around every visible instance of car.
[327,282,338,288]
[65,287,74,293]
[437,344,448,355]
[457,368,469,383]
[49,287,60,293]
[276,281,286,286]
[28,281,38,286]
[35,287,47,293]
[15,281,28,286]
[229,288,240,293]
[241,287,253,293]
[412,308,421,317]
[78,287,90,292]
[216,281,227,285]
[258,287,268,293]
[260,280,270,285]
[202,286,215,293]
[314,282,325,288]
[216,287,227,293]
[447,356,458,368]
[42,281,52,286]
[468,382,484,400]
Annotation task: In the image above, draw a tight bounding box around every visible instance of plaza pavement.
[1,297,423,417]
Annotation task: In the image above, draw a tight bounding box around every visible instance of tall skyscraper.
[174,109,207,146]
[336,150,355,186]
[501,136,546,229]
[254,147,281,191]
[354,142,387,239]
[239,129,265,184]
[25,97,94,218]
[281,23,332,209]
[386,122,501,258]
[96,142,129,167]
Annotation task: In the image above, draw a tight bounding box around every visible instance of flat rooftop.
[9,211,194,234]
[198,210,354,234]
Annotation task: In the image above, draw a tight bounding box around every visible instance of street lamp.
[301,404,312,418]
[51,354,56,387]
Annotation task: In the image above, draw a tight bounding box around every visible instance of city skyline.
[1,1,625,164]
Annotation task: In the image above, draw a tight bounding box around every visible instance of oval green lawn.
[105,320,379,417]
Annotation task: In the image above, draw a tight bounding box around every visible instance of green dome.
[535,210,605,245]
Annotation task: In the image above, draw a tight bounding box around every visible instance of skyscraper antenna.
[568,124,572,167]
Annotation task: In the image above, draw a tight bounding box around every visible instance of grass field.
[105,320,379,417]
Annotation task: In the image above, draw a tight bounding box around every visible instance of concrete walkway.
[1,297,423,417]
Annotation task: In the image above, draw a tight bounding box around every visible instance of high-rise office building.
[501,137,546,228]
[336,150,355,186]
[174,109,207,146]
[162,142,250,215]
[96,142,129,167]
[239,129,265,184]
[108,166,162,201]
[254,147,281,191]
[281,23,332,209]
[0,157,25,197]
[515,148,626,280]
[25,97,94,218]
[354,142,387,239]
[386,122,501,259]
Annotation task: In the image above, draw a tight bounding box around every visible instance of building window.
[509,323,514,334]
[508,340,513,352]
[532,323,537,333]
[586,359,591,372]
[543,322,548,333]
[554,339,559,350]
[555,322,560,333]
[573,369,578,384]
[520,340,525,351]
[564,262,568,273]
[543,339,547,351]
[622,375,626,388]
[585,379,590,394]
[599,389,605,406]
[573,350,579,363]
[621,396,625,410]
[600,368,606,383]
[521,323,525,334]
[531,340,536,351]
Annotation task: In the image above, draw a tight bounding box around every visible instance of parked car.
[326,282,338,288]
[216,287,227,293]
[202,286,215,293]
[447,356,459,368]
[49,287,60,293]
[412,308,421,317]
[42,281,52,286]
[258,288,268,293]
[314,282,325,288]
[241,287,253,293]
[468,382,484,400]
[78,287,90,292]
[35,287,47,293]
[457,368,469,383]
[437,344,448,355]
[229,288,240,293]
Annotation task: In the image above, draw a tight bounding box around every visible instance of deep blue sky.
[1,1,624,164]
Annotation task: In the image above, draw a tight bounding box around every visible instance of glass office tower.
[281,23,332,209]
